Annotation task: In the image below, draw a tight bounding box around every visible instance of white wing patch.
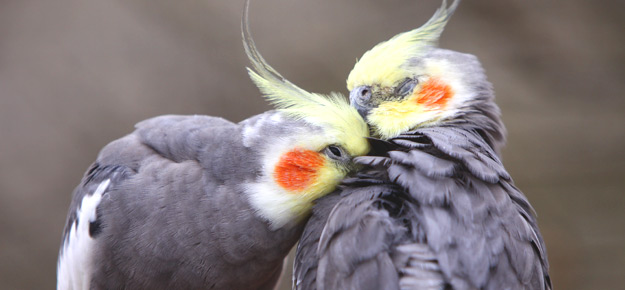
[242,111,284,148]
[57,179,110,290]
[242,114,269,148]
[395,243,445,290]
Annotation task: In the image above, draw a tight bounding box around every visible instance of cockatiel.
[294,1,552,289]
[56,2,369,289]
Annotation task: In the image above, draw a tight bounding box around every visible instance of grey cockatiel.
[56,4,370,288]
[294,1,552,289]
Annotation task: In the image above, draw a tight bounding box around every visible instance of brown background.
[1,0,623,289]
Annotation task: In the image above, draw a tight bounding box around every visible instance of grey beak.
[350,86,373,119]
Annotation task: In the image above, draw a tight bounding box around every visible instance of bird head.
[346,0,505,151]
[241,0,370,229]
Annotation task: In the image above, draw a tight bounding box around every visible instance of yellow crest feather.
[242,0,369,156]
[346,0,460,91]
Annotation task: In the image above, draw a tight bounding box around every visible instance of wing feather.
[294,126,551,290]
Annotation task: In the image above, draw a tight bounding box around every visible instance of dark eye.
[395,78,418,96]
[359,88,370,98]
[325,145,343,160]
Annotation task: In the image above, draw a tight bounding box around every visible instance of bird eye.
[352,86,372,103]
[324,145,344,160]
[360,88,370,98]
[396,78,418,96]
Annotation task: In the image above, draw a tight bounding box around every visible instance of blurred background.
[1,0,623,289]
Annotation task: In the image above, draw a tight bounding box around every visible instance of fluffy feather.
[242,0,369,157]
[346,0,459,91]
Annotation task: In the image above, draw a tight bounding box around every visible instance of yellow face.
[271,142,362,198]
[349,57,469,139]
[247,125,370,230]
[366,74,456,138]
[345,0,461,139]
[269,145,352,217]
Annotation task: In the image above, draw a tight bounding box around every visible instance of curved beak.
[349,86,373,120]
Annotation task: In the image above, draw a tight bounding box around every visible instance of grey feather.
[392,243,445,290]
[355,156,392,167]
[315,186,405,290]
[388,150,456,178]
[391,139,429,149]
[294,127,550,290]
[59,112,318,290]
[295,117,551,289]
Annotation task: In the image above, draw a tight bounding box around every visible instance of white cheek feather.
[244,181,302,230]
[243,133,327,230]
[244,136,301,230]
[424,58,474,118]
[57,179,110,290]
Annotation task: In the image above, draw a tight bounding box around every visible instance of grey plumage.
[295,126,550,290]
[294,47,551,289]
[58,112,319,289]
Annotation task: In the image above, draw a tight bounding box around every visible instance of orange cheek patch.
[415,77,454,110]
[274,149,325,192]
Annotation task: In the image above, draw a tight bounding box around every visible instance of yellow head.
[346,0,477,139]
[242,0,370,228]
